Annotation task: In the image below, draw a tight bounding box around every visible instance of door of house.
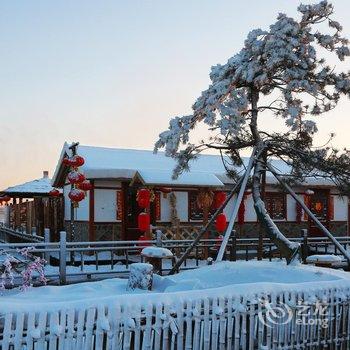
[308,189,330,236]
[124,186,155,240]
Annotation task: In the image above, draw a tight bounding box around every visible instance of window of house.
[264,192,286,220]
[188,191,217,221]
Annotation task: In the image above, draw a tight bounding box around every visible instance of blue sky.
[1,0,350,188]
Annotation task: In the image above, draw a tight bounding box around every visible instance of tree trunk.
[249,87,300,264]
[252,151,300,264]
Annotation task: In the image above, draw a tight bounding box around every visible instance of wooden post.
[230,230,237,261]
[15,197,20,229]
[68,142,79,242]
[301,229,308,263]
[59,231,67,285]
[121,182,128,241]
[44,228,51,263]
[89,180,95,241]
[26,200,31,235]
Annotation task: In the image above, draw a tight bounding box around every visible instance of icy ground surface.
[1,261,349,312]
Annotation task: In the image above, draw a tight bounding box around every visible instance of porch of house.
[0,171,64,242]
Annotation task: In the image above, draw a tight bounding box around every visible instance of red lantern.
[0,195,11,203]
[138,212,150,232]
[68,189,85,202]
[49,189,60,197]
[67,171,85,184]
[62,157,72,166]
[70,155,85,167]
[238,199,245,225]
[79,180,93,191]
[214,191,226,209]
[137,189,151,208]
[215,213,227,232]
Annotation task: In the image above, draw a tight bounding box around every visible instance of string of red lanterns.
[62,154,92,207]
[67,171,86,184]
[78,180,93,192]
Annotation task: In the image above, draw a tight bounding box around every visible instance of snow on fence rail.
[1,283,350,349]
[1,230,350,286]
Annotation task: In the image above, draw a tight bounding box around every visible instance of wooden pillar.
[121,182,128,241]
[36,197,44,236]
[26,200,31,234]
[15,198,21,229]
[88,180,95,241]
[43,197,50,230]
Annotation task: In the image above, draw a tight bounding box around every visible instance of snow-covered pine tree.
[155,1,350,264]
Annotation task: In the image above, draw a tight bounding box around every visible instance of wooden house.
[0,171,64,240]
[51,143,350,242]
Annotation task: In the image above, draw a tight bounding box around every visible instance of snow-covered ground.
[1,260,350,313]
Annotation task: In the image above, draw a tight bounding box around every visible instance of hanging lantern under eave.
[67,171,86,184]
[68,189,85,203]
[70,155,85,167]
[78,180,93,191]
[137,189,151,208]
[215,213,227,232]
[49,189,61,197]
[138,212,150,232]
[62,157,72,166]
[0,195,11,203]
[214,191,227,209]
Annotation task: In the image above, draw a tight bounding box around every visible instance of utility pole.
[68,142,79,243]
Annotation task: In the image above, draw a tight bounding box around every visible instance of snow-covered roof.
[133,169,224,187]
[52,143,334,188]
[2,175,60,196]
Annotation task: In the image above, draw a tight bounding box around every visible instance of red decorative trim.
[88,180,95,241]
[155,192,161,221]
[238,194,246,225]
[303,194,310,221]
[329,195,334,220]
[116,190,124,221]
[296,202,302,224]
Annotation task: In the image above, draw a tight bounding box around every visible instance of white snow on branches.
[155,1,350,176]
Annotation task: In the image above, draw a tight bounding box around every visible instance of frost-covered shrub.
[0,247,47,292]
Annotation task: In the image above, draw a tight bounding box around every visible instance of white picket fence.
[1,285,350,350]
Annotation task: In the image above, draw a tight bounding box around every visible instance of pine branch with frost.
[155,0,350,185]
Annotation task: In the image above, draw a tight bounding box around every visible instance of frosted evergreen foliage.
[155,1,350,263]
[155,0,350,184]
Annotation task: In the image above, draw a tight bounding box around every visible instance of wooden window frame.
[264,192,287,221]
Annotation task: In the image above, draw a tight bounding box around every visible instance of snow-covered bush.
[0,247,47,292]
